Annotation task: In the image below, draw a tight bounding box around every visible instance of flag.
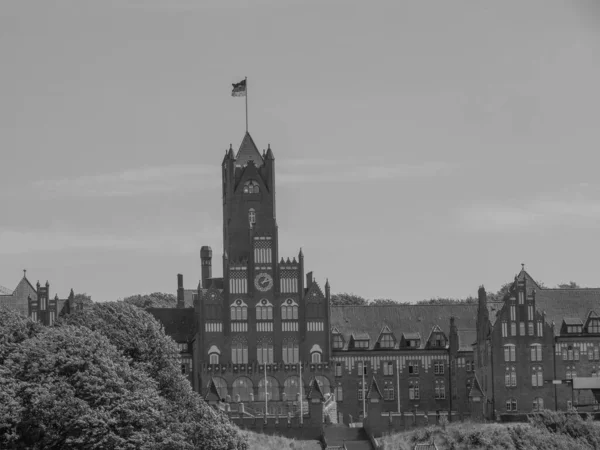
[231,79,247,97]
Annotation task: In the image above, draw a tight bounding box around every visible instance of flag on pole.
[231,79,247,97]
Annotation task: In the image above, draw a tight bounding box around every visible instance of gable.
[235,132,264,168]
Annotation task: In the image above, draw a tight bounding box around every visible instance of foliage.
[62,302,247,450]
[73,293,93,306]
[330,292,368,306]
[557,281,581,289]
[123,292,177,309]
[416,297,477,305]
[371,298,409,305]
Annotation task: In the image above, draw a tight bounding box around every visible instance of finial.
[23,269,26,278]
[521,263,525,271]
[268,143,271,150]
[230,143,232,150]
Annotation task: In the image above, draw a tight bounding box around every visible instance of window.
[232,377,253,402]
[502,321,508,338]
[49,311,55,326]
[434,380,445,399]
[511,322,517,336]
[177,342,189,352]
[181,356,192,375]
[533,397,544,411]
[528,305,534,320]
[335,362,343,377]
[256,300,273,320]
[510,305,516,321]
[380,334,394,348]
[504,345,516,362]
[281,300,299,320]
[589,319,600,334]
[537,322,543,337]
[465,361,471,372]
[567,400,573,411]
[568,346,574,361]
[434,361,445,375]
[506,398,518,412]
[357,361,368,376]
[596,347,600,361]
[354,340,369,349]
[257,339,274,364]
[409,381,420,400]
[284,376,303,401]
[408,361,419,375]
[357,380,367,401]
[208,345,221,365]
[248,208,256,226]
[530,344,542,362]
[383,361,394,376]
[30,311,37,322]
[282,339,299,364]
[231,339,248,364]
[333,334,344,349]
[40,297,46,311]
[258,376,280,401]
[243,180,260,194]
[384,381,395,400]
[334,385,343,401]
[230,301,248,321]
[518,291,524,305]
[566,366,577,380]
[520,322,525,336]
[531,366,543,387]
[528,322,534,336]
[311,352,322,363]
[505,367,517,387]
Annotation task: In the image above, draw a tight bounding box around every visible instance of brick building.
[474,267,600,419]
[0,271,79,325]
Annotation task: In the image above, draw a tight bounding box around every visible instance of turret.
[177,274,185,309]
[201,246,213,289]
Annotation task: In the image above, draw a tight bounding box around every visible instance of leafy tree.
[61,302,247,450]
[371,298,409,305]
[123,292,177,309]
[73,293,93,306]
[557,281,581,289]
[416,297,477,305]
[330,292,368,306]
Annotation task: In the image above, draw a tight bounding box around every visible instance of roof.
[306,377,325,401]
[0,285,13,295]
[235,132,263,168]
[331,304,478,351]
[534,288,600,335]
[403,332,421,340]
[146,308,196,342]
[468,375,484,398]
[457,329,477,352]
[351,332,370,340]
[414,442,438,450]
[366,377,383,400]
[486,301,504,326]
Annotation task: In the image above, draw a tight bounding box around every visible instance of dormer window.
[354,340,369,349]
[589,319,600,334]
[333,334,344,350]
[403,332,421,349]
[564,318,583,334]
[351,333,370,350]
[243,180,260,194]
[379,334,394,349]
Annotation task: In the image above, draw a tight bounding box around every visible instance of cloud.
[0,226,221,255]
[458,188,600,232]
[31,159,459,198]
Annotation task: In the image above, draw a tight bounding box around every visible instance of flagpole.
[362,361,366,421]
[264,361,268,415]
[299,362,303,424]
[245,77,248,132]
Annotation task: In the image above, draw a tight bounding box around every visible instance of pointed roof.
[205,377,222,402]
[306,377,326,401]
[235,132,263,168]
[366,376,383,400]
[468,375,484,398]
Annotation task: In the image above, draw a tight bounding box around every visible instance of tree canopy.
[0,303,248,450]
[123,292,177,309]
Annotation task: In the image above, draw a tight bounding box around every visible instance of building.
[0,271,80,325]
[474,267,600,419]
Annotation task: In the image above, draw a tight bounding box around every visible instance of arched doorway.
[232,377,253,402]
[284,376,304,401]
[258,376,280,401]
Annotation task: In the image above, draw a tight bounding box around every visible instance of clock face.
[254,273,274,292]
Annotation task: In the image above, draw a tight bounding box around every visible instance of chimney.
[201,246,213,289]
[478,285,487,307]
[306,271,313,289]
[177,274,185,309]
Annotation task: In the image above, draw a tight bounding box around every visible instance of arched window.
[434,380,445,399]
[310,344,322,363]
[257,338,273,364]
[256,299,273,320]
[533,397,544,411]
[315,375,331,395]
[208,345,220,365]
[530,344,542,362]
[208,377,228,400]
[282,338,299,364]
[230,300,248,321]
[531,366,543,387]
[244,180,260,194]
[248,208,256,227]
[231,338,248,364]
[281,299,299,320]
[284,376,304,401]
[258,376,280,401]
[232,377,253,402]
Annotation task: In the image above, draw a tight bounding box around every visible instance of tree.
[557,281,581,289]
[416,297,477,305]
[123,292,177,309]
[330,292,368,306]
[73,293,93,307]
[61,302,248,450]
[371,298,409,305]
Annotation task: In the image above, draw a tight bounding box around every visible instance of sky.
[1,0,600,303]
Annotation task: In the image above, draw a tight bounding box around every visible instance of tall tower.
[222,132,278,266]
